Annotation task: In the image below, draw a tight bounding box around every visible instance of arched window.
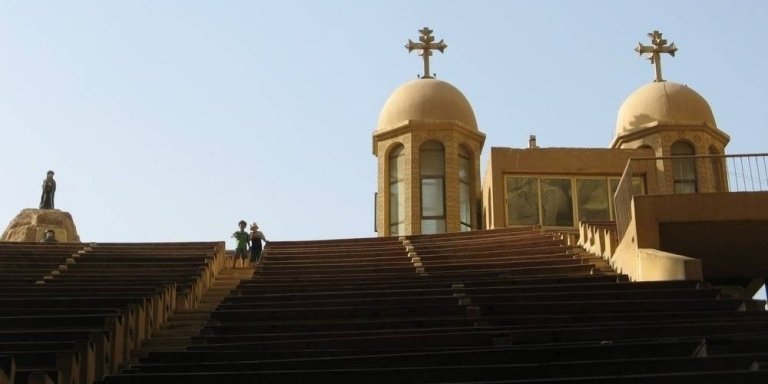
[388,145,406,236]
[420,141,446,234]
[458,145,472,231]
[671,141,697,193]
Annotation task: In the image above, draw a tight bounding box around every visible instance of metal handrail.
[613,153,768,241]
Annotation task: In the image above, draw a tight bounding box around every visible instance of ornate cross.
[405,27,447,79]
[635,30,678,82]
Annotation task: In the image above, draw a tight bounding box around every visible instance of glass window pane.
[460,182,471,226]
[673,158,697,193]
[390,222,405,236]
[389,146,404,182]
[576,179,610,222]
[421,178,444,217]
[389,182,405,223]
[673,158,696,180]
[421,219,446,234]
[506,177,540,226]
[674,182,697,194]
[671,141,695,155]
[388,145,406,235]
[420,141,445,176]
[421,150,444,176]
[541,178,574,227]
[671,141,697,194]
[458,155,470,182]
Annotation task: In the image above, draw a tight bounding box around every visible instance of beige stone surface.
[373,120,485,236]
[1,208,81,242]
[481,147,654,230]
[373,77,486,237]
[615,82,716,138]
[611,81,730,158]
[611,192,768,281]
[376,79,478,133]
[637,248,703,281]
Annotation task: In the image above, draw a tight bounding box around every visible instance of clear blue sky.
[1,1,767,246]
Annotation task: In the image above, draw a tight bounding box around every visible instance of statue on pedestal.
[1,170,80,242]
[39,170,56,210]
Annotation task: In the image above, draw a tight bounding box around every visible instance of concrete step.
[129,266,254,359]
[141,336,191,349]
[160,322,207,331]
[203,289,233,295]
[203,297,234,304]
[200,297,226,303]
[170,312,210,321]
[218,269,255,276]
[150,329,202,338]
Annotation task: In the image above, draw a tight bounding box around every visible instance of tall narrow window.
[388,145,406,236]
[671,141,697,193]
[458,145,472,231]
[420,141,445,234]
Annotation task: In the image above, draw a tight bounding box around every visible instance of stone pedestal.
[1,208,81,242]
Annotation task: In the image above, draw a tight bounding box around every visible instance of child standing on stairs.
[231,220,250,268]
[250,223,267,266]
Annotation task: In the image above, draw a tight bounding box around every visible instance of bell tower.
[612,31,730,193]
[373,28,486,236]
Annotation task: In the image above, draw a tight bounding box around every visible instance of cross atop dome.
[405,27,447,79]
[635,30,678,82]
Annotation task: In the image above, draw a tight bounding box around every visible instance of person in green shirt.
[231,220,249,268]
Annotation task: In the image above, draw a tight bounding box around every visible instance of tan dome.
[377,78,478,132]
[615,82,716,137]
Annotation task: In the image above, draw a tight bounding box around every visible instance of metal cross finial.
[635,30,678,82]
[405,27,447,79]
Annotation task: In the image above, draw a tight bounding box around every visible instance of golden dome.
[377,78,478,132]
[615,81,716,138]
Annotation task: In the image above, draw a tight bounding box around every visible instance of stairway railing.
[614,153,768,241]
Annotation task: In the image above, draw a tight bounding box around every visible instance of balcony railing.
[613,153,768,240]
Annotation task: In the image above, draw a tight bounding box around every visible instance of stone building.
[373,28,487,237]
[2,27,767,383]
[373,28,767,288]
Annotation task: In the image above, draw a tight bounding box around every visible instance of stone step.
[142,338,700,364]
[216,276,251,281]
[170,312,210,321]
[127,266,254,359]
[141,336,191,349]
[218,269,255,276]
[202,297,235,303]
[213,281,249,286]
[159,321,207,331]
[200,298,226,304]
[204,288,236,295]
[150,329,202,338]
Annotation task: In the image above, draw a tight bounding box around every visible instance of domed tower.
[373,28,486,237]
[611,31,730,193]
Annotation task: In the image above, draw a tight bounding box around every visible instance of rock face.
[1,208,81,242]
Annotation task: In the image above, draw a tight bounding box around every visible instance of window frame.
[420,140,446,234]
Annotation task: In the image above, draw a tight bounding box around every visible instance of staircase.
[128,267,255,362]
[102,228,768,383]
